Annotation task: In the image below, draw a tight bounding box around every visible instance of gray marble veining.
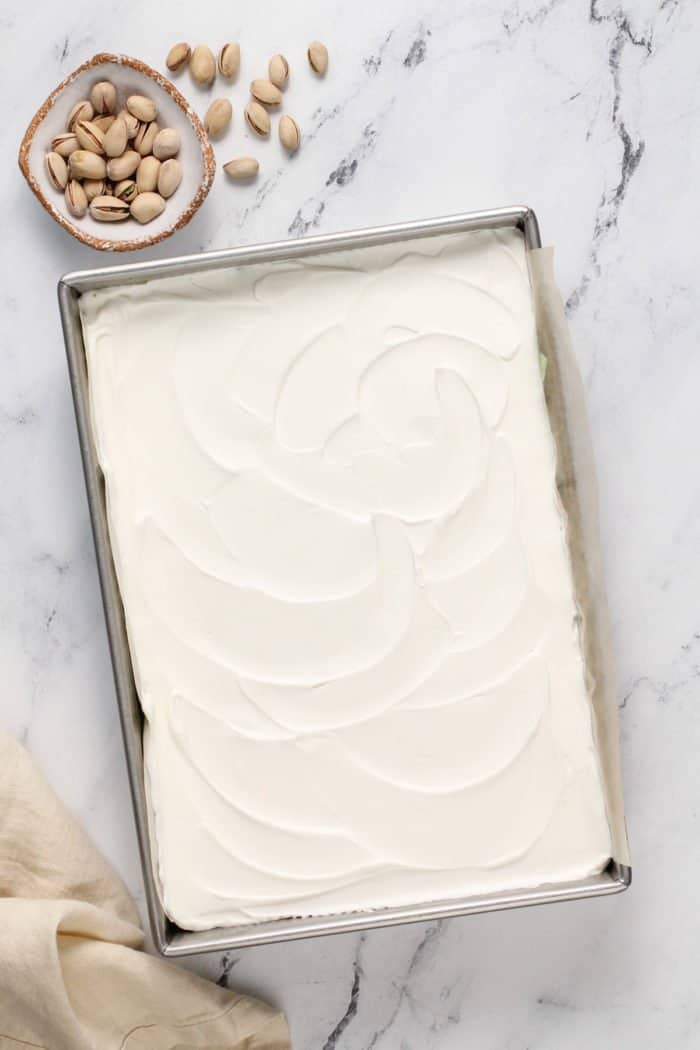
[2,0,699,1045]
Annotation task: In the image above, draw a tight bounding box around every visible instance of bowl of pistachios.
[18,52,215,251]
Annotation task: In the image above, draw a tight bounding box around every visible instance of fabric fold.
[0,732,290,1050]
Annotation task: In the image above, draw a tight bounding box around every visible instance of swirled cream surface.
[81,228,612,931]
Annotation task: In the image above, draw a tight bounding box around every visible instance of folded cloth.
[0,732,290,1049]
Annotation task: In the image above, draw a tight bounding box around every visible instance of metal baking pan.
[58,206,630,956]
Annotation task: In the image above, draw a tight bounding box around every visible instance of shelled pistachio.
[152,128,180,160]
[131,191,166,224]
[268,54,289,89]
[307,40,328,75]
[158,158,182,198]
[65,179,88,217]
[191,44,216,85]
[103,117,128,158]
[279,115,301,152]
[250,78,282,106]
[66,100,93,131]
[90,81,117,115]
[167,42,191,72]
[205,99,232,137]
[89,194,130,221]
[218,43,240,79]
[223,156,259,179]
[244,101,270,136]
[136,155,161,193]
[83,178,109,202]
[45,151,68,190]
[134,121,159,156]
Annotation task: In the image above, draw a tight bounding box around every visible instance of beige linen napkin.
[0,732,290,1050]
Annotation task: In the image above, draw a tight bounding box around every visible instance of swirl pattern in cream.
[81,228,612,930]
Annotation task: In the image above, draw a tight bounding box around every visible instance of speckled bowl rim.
[18,52,216,252]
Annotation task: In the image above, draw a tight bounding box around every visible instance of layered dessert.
[81,227,612,931]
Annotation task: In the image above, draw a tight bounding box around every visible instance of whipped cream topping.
[81,228,612,930]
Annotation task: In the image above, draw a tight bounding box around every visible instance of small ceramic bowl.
[18,52,215,252]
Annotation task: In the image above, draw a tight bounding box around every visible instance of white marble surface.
[2,0,699,1046]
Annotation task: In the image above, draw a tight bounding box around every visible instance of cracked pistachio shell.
[166,42,191,72]
[65,179,88,218]
[117,110,140,139]
[134,120,160,156]
[82,178,108,202]
[152,127,180,160]
[157,158,182,198]
[268,54,289,89]
[250,78,282,106]
[89,194,130,221]
[113,178,138,202]
[93,114,115,132]
[190,44,216,85]
[218,42,240,79]
[223,156,259,179]
[66,99,93,131]
[130,191,165,224]
[279,114,301,152]
[244,100,270,136]
[106,150,140,181]
[69,150,107,180]
[204,98,232,137]
[52,132,79,157]
[45,151,68,191]
[90,81,117,115]
[307,40,328,75]
[136,155,161,193]
[127,94,157,123]
[75,119,106,154]
[103,117,128,158]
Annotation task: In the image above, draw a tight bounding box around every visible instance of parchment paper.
[529,248,630,867]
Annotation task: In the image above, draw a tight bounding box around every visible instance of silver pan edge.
[58,205,630,956]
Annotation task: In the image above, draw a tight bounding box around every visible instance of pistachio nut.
[204,98,232,137]
[45,151,68,191]
[307,40,329,75]
[113,178,138,203]
[89,194,130,221]
[244,101,270,137]
[106,150,140,181]
[134,120,159,156]
[117,109,140,139]
[127,94,157,123]
[157,158,182,198]
[130,191,166,224]
[66,99,94,131]
[82,178,108,202]
[223,156,259,179]
[166,42,191,72]
[279,114,301,153]
[136,155,161,193]
[152,127,180,160]
[69,150,107,180]
[103,117,128,158]
[190,44,216,85]
[65,179,88,218]
[93,115,116,133]
[218,42,241,79]
[52,132,79,158]
[75,119,106,154]
[90,81,117,115]
[250,78,282,107]
[268,54,289,89]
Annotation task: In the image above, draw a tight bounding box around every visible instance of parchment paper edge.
[530,246,630,867]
